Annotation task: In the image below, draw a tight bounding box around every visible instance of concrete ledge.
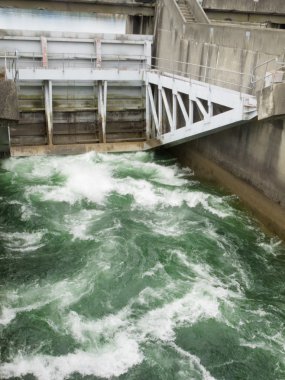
[0,0,155,16]
[170,148,285,241]
[202,0,285,15]
[10,141,146,156]
[257,83,285,120]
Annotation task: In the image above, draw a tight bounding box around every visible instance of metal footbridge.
[2,31,257,156]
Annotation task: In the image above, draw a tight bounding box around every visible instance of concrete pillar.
[44,80,53,145]
[98,80,107,143]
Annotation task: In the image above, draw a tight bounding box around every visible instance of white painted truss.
[144,71,257,147]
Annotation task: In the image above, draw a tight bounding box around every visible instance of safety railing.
[148,56,254,92]
[251,57,285,92]
[1,51,149,81]
[3,50,285,95]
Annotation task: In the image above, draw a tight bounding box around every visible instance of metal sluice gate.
[1,31,257,156]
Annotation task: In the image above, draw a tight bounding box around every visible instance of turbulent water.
[0,152,285,380]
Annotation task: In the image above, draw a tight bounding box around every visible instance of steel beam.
[189,98,194,126]
[147,84,159,135]
[195,97,208,120]
[146,71,255,110]
[161,87,173,131]
[158,88,162,136]
[172,93,177,132]
[7,69,144,82]
[145,84,151,139]
[176,92,189,125]
[160,108,244,147]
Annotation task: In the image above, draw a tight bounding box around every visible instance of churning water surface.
[0,152,285,380]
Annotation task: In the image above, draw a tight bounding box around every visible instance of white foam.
[127,160,188,187]
[0,307,17,326]
[0,338,143,380]
[0,264,233,377]
[184,192,231,218]
[0,231,46,253]
[137,266,228,341]
[142,262,164,278]
[17,154,113,205]
[0,273,93,326]
[66,309,129,344]
[64,209,104,240]
[20,204,38,221]
[115,178,159,208]
[6,152,232,219]
[135,286,169,306]
[39,162,113,205]
[170,342,216,380]
[137,287,221,342]
[257,238,282,257]
[141,217,193,237]
[171,249,192,268]
[0,300,51,326]
[0,310,144,380]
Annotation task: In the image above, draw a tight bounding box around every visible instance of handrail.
[251,56,285,91]
[4,49,285,93]
[147,65,253,91]
[1,50,252,92]
[152,55,252,78]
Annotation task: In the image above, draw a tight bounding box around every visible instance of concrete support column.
[44,80,53,145]
[98,80,107,143]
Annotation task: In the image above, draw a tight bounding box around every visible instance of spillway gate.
[1,30,257,156]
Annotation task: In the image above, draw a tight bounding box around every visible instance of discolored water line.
[0,152,284,380]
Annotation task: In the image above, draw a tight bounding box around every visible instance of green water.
[0,151,285,380]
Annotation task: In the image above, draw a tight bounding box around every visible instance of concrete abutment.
[154,0,285,239]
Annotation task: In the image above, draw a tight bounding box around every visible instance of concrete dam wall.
[155,0,285,238]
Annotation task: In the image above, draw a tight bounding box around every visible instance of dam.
[0,1,285,379]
